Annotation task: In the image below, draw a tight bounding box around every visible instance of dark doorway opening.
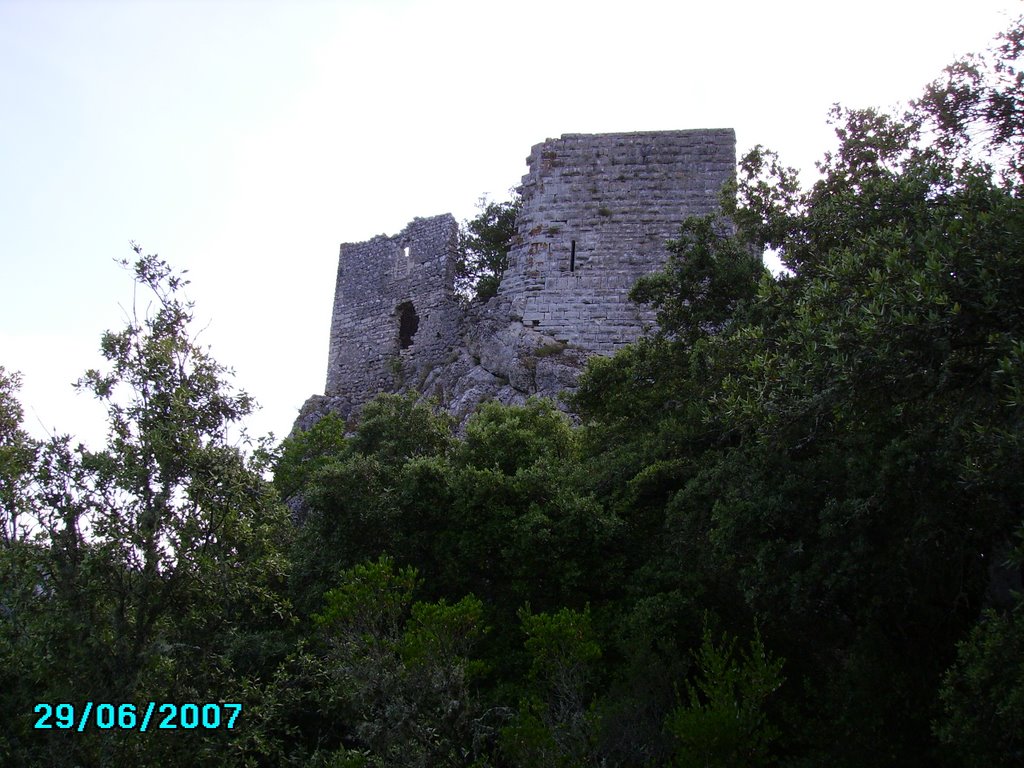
[397,301,419,349]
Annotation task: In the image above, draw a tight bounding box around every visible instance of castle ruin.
[301,128,736,429]
[325,213,462,399]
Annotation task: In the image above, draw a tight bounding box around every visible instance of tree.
[0,369,44,764]
[665,627,783,768]
[273,410,348,503]
[0,367,37,545]
[913,18,1024,183]
[630,215,765,348]
[501,605,604,768]
[1,249,293,766]
[280,393,455,617]
[677,113,1023,768]
[568,16,1024,767]
[456,193,522,301]
[442,399,621,617]
[309,556,489,768]
[935,606,1024,767]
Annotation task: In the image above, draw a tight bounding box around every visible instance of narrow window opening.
[570,240,576,272]
[403,245,411,259]
[397,301,419,349]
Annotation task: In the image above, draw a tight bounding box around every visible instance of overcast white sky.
[1,0,1019,449]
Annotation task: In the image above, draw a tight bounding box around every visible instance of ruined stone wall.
[325,214,461,403]
[500,129,736,351]
[303,129,738,433]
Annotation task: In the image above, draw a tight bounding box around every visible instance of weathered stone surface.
[296,129,736,433]
[501,129,735,353]
[325,214,463,401]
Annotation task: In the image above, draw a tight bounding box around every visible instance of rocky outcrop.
[297,295,592,433]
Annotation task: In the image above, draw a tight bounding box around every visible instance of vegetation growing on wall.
[455,193,522,302]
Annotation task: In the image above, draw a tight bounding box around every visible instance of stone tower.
[499,129,736,351]
[324,214,461,403]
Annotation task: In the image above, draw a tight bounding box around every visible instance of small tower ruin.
[325,214,462,401]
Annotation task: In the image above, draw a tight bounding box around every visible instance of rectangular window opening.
[570,240,576,272]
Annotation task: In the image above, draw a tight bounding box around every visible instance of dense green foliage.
[456,194,522,301]
[2,21,1023,766]
[0,253,293,766]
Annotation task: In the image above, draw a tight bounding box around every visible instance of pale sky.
[1,0,1018,449]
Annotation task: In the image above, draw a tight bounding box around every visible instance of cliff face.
[295,129,736,432]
